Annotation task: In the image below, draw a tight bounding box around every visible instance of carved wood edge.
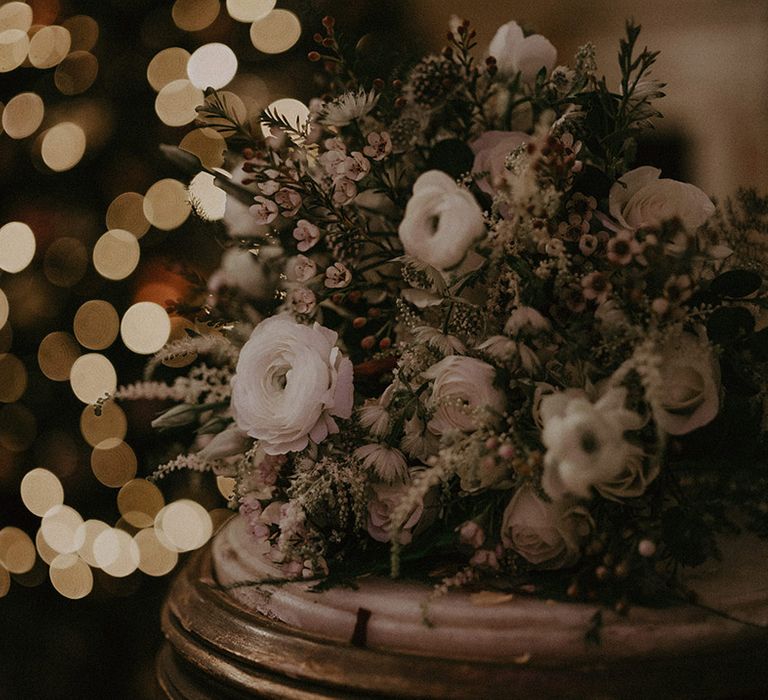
[157,543,768,699]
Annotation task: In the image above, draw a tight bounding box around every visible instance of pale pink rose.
[366,483,423,545]
[363,131,392,160]
[608,166,715,232]
[288,254,317,283]
[423,356,506,435]
[324,262,352,288]
[489,21,557,83]
[470,130,530,194]
[293,220,321,252]
[398,170,485,271]
[655,331,720,435]
[501,484,591,570]
[250,196,279,224]
[275,188,302,217]
[231,315,354,454]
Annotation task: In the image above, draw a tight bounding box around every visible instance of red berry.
[361,336,376,350]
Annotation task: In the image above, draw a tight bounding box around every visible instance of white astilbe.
[113,380,188,402]
[143,333,240,379]
[149,452,221,481]
[116,364,233,405]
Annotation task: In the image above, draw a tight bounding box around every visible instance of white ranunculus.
[231,315,354,455]
[655,331,720,435]
[540,387,644,499]
[608,166,715,232]
[488,21,557,83]
[423,356,506,435]
[500,484,590,570]
[398,170,486,271]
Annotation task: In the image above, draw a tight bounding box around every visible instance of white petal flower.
[320,89,379,127]
[489,21,557,83]
[354,444,408,483]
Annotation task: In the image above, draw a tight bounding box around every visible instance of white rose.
[398,170,485,271]
[231,315,354,455]
[595,453,660,501]
[608,166,715,231]
[367,483,423,545]
[488,21,557,83]
[423,356,506,435]
[655,331,720,435]
[500,484,590,570]
[540,387,644,499]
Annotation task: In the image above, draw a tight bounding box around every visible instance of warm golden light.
[143,178,191,230]
[154,499,213,553]
[69,353,117,405]
[92,527,140,577]
[200,90,247,136]
[43,236,89,287]
[21,468,65,517]
[117,479,165,529]
[35,527,59,565]
[0,352,27,402]
[54,51,99,95]
[0,2,33,32]
[0,526,36,574]
[91,438,137,488]
[0,289,8,330]
[61,15,99,52]
[249,9,301,54]
[28,24,71,69]
[0,221,36,274]
[172,0,220,32]
[155,78,204,127]
[40,505,85,555]
[146,47,190,92]
[106,192,150,239]
[180,127,226,170]
[92,228,141,280]
[260,98,309,140]
[80,399,127,447]
[120,301,171,355]
[189,171,227,221]
[0,565,9,597]
[0,28,29,73]
[73,299,120,350]
[1,92,43,138]
[134,528,178,577]
[75,519,109,567]
[49,553,93,599]
[41,122,87,171]
[226,0,275,23]
[37,331,81,381]
[216,476,236,501]
[188,42,238,90]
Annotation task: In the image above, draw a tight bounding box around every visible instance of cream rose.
[366,483,423,545]
[655,331,720,435]
[488,21,557,83]
[500,484,590,570]
[608,166,715,231]
[398,170,485,271]
[232,315,354,455]
[423,356,506,435]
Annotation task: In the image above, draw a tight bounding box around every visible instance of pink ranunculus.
[366,483,423,545]
[470,130,530,195]
[231,316,354,454]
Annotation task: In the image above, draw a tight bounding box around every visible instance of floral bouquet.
[136,15,768,605]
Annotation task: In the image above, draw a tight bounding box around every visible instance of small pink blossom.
[239,495,270,540]
[324,262,352,288]
[250,196,279,224]
[581,271,612,304]
[289,254,317,283]
[606,230,640,266]
[363,131,392,160]
[459,521,485,548]
[332,177,357,205]
[293,219,321,252]
[579,233,599,256]
[469,548,500,569]
[289,287,316,315]
[275,188,302,217]
[259,180,280,196]
[340,151,371,182]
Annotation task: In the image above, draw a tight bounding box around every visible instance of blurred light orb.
[91,438,137,487]
[172,0,220,32]
[41,122,87,172]
[180,127,226,169]
[0,565,9,597]
[92,228,140,281]
[35,527,59,565]
[135,528,178,577]
[143,178,191,230]
[0,28,29,72]
[49,553,93,599]
[75,519,110,567]
[106,192,150,239]
[54,50,99,95]
[61,14,99,52]
[155,78,203,126]
[0,526,36,574]
[147,47,190,92]
[2,92,44,138]
[0,221,36,273]
[120,301,171,354]
[43,236,89,287]
[200,90,247,136]
[73,299,120,350]
[155,499,213,552]
[0,352,27,402]
[0,2,33,32]
[21,468,65,517]
[40,505,85,555]
[249,9,301,54]
[93,527,139,577]
[188,42,238,90]
[226,0,275,23]
[28,24,70,69]
[0,289,8,330]
[80,399,127,447]
[260,97,309,140]
[0,402,37,452]
[216,475,236,500]
[69,353,117,405]
[38,331,81,381]
[117,479,165,529]
[189,171,227,221]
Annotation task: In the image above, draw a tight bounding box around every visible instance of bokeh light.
[146,47,190,92]
[49,553,93,599]
[226,0,276,23]
[69,353,117,404]
[249,9,302,54]
[75,519,110,567]
[73,300,120,350]
[179,127,226,169]
[55,51,99,95]
[93,527,140,577]
[120,301,171,355]
[0,352,27,402]
[189,171,227,221]
[27,24,71,69]
[80,400,127,447]
[40,505,85,555]
[134,528,178,577]
[92,229,141,280]
[172,0,220,32]
[154,499,213,553]
[105,192,150,239]
[38,331,81,381]
[0,3,33,32]
[2,92,44,138]
[155,78,204,127]
[43,237,89,287]
[143,178,191,230]
[188,43,238,90]
[0,526,36,574]
[260,97,309,140]
[91,439,138,488]
[0,221,36,273]
[20,469,64,517]
[117,479,165,529]
[61,14,99,52]
[0,28,29,72]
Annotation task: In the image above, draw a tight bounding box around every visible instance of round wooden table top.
[157,515,768,699]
